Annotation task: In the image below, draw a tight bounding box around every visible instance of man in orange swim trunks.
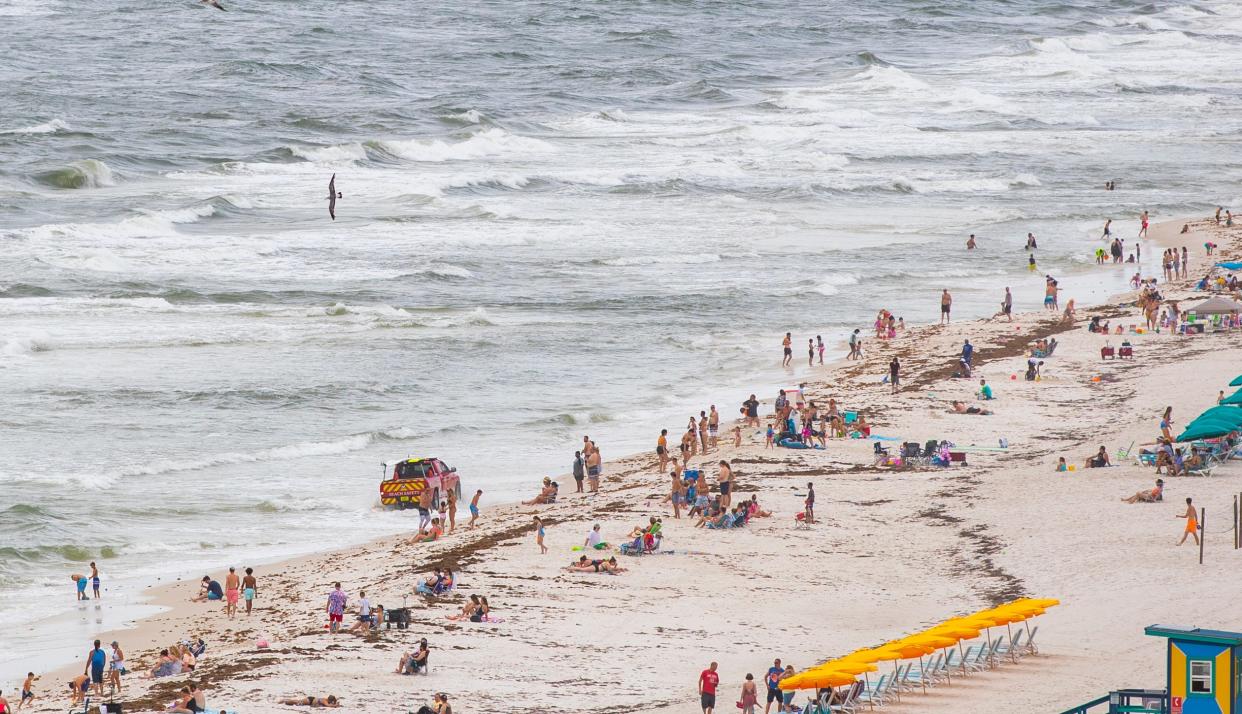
[1177,497,1200,546]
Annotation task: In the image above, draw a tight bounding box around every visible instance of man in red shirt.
[699,661,720,713]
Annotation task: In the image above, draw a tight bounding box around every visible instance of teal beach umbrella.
[1177,421,1240,442]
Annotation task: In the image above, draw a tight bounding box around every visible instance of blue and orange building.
[1064,625,1242,714]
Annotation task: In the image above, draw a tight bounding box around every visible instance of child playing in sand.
[732,424,741,447]
[765,423,774,449]
[17,672,36,709]
[1056,457,1067,472]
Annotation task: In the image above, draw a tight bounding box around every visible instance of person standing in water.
[468,489,483,528]
[815,335,824,364]
[90,562,100,599]
[940,289,952,324]
[1177,498,1200,546]
[781,332,792,367]
[807,339,814,367]
[1139,210,1149,239]
[1101,219,1112,240]
[1026,232,1037,250]
[966,233,977,249]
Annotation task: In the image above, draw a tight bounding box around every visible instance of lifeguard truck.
[379,457,461,510]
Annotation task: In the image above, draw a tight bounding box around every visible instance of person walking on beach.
[889,357,900,394]
[326,583,348,634]
[961,339,973,367]
[224,566,240,620]
[534,516,548,554]
[1178,498,1200,546]
[699,411,709,454]
[1001,287,1013,321]
[468,489,482,528]
[242,568,257,616]
[699,661,720,714]
[1181,246,1188,278]
[90,562,100,599]
[740,674,758,714]
[85,639,105,697]
[446,486,458,532]
[1139,210,1149,239]
[781,332,793,367]
[940,289,952,324]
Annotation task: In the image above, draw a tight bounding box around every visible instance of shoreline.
[16,214,1242,712]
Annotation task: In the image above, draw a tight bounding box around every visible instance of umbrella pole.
[958,640,968,677]
[892,661,902,702]
[941,647,952,684]
[1006,623,1016,664]
[919,655,928,694]
[863,671,874,711]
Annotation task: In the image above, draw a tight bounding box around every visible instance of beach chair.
[857,674,892,708]
[963,639,994,672]
[1186,462,1215,477]
[830,681,864,713]
[872,442,890,465]
[1024,626,1040,655]
[944,647,964,675]
[993,629,1027,663]
[905,653,945,689]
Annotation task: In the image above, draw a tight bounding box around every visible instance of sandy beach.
[13,216,1242,714]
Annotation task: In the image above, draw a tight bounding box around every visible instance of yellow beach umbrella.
[779,670,856,691]
[922,625,980,683]
[829,655,882,708]
[1013,597,1060,608]
[875,642,933,700]
[813,661,877,676]
[840,649,887,664]
[894,636,953,693]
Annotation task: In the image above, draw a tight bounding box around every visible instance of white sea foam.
[3,118,70,134]
[379,128,554,162]
[289,142,368,163]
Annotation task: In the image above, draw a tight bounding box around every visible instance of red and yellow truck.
[379,457,461,510]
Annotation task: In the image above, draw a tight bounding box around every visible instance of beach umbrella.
[867,645,927,702]
[924,624,982,682]
[779,670,856,691]
[1178,421,1240,442]
[898,635,957,692]
[1220,389,1242,406]
[812,661,877,676]
[831,654,882,708]
[1231,375,1242,387]
[1010,597,1060,609]
[1190,406,1242,424]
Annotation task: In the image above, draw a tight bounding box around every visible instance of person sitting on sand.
[745,494,771,518]
[279,695,340,708]
[978,379,994,400]
[949,400,992,416]
[522,478,557,506]
[169,682,206,714]
[396,639,430,674]
[413,693,453,714]
[1085,446,1111,468]
[411,518,444,543]
[446,595,481,622]
[1056,457,1068,472]
[147,649,181,679]
[1123,479,1164,504]
[853,413,871,437]
[191,576,223,603]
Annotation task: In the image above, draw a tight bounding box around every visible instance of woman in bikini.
[446,595,481,621]
[279,695,339,708]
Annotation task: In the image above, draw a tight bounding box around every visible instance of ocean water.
[3,0,1242,678]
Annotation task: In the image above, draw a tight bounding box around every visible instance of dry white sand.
[23,217,1242,713]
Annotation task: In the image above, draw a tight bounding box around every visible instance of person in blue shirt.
[192,576,224,603]
[85,640,106,697]
[979,379,994,400]
[961,339,973,366]
[764,658,784,714]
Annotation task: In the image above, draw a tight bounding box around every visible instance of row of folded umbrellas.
[778,597,1060,691]
[1176,373,1242,442]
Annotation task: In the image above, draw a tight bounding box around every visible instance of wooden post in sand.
[1200,507,1206,565]
[1234,496,1239,550]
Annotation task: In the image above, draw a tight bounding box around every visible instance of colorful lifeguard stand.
[1063,625,1242,714]
[1147,625,1242,714]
